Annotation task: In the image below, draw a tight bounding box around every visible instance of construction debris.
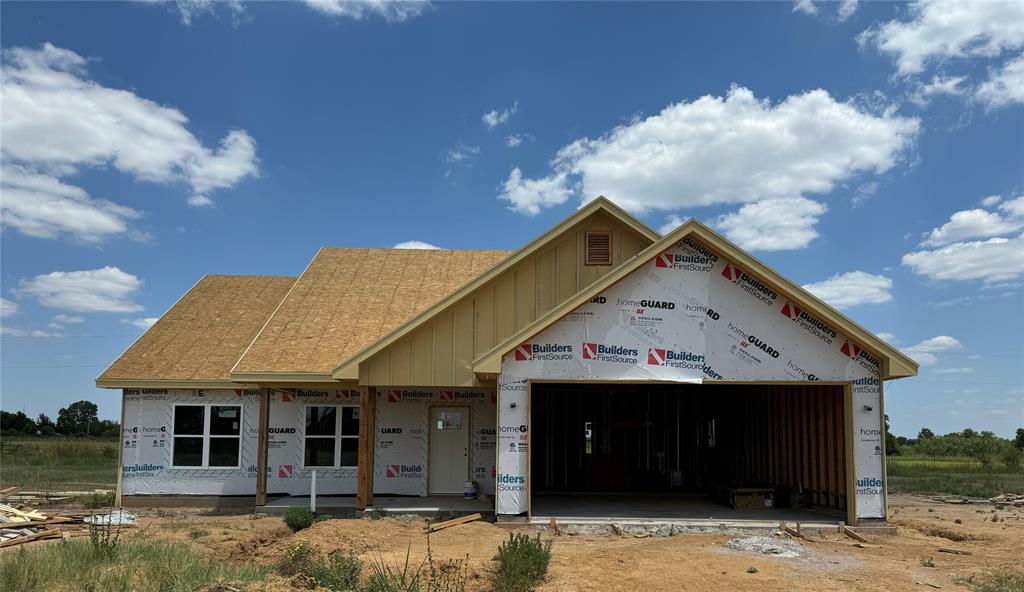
[0,503,130,547]
[839,522,870,543]
[83,509,137,525]
[989,493,1024,507]
[426,513,482,533]
[725,535,803,558]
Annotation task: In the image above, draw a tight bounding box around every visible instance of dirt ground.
[111,493,1023,591]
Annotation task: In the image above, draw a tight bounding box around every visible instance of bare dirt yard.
[86,493,1015,592]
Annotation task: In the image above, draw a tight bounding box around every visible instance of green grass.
[0,539,268,592]
[956,570,1024,592]
[0,437,118,492]
[887,456,1024,498]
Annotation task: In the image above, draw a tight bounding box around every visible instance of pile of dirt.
[724,535,803,558]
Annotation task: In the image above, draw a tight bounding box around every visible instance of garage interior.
[529,382,851,521]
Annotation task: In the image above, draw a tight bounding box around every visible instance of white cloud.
[505,133,533,148]
[172,0,246,25]
[501,85,918,245]
[903,234,1024,283]
[658,215,687,236]
[903,335,962,366]
[443,142,479,177]
[875,331,898,343]
[303,0,431,22]
[859,0,1024,76]
[52,314,84,324]
[802,271,893,308]
[999,195,1024,218]
[124,317,159,330]
[17,267,143,313]
[838,0,858,22]
[1,43,259,229]
[933,367,974,374]
[908,75,966,106]
[498,168,573,216]
[0,297,18,318]
[393,240,442,249]
[0,164,144,242]
[0,327,60,338]
[921,208,1022,247]
[793,0,817,16]
[187,194,214,208]
[482,102,518,129]
[976,54,1024,108]
[981,195,1002,207]
[714,197,828,251]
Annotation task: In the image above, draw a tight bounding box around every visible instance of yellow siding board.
[390,338,412,385]
[536,247,558,317]
[556,234,577,302]
[432,310,454,385]
[474,285,495,358]
[412,326,434,385]
[452,298,475,385]
[494,273,516,338]
[514,260,537,332]
[367,351,390,385]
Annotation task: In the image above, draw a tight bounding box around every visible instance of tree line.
[886,415,1024,469]
[0,400,120,438]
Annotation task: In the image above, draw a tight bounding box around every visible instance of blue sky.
[1,0,1021,437]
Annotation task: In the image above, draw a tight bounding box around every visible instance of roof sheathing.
[231,248,513,377]
[96,275,296,385]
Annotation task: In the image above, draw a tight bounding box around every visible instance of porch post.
[255,388,270,506]
[114,389,126,507]
[356,386,377,509]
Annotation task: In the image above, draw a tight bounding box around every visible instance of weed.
[921,557,936,568]
[87,511,122,559]
[746,566,759,574]
[990,514,1000,523]
[492,532,553,592]
[956,569,1024,592]
[366,544,425,592]
[279,541,316,576]
[283,506,325,531]
[368,507,389,520]
[427,531,468,592]
[955,519,963,524]
[188,528,209,540]
[277,540,362,590]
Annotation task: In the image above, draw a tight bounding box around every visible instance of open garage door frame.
[525,379,859,525]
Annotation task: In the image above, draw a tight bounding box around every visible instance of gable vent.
[585,232,612,266]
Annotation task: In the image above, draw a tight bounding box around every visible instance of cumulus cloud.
[0,297,18,318]
[838,0,858,22]
[908,74,967,106]
[875,331,898,343]
[124,317,159,330]
[482,102,518,129]
[859,0,1024,76]
[303,0,431,22]
[921,208,1022,247]
[714,197,828,251]
[976,54,1024,108]
[999,195,1024,218]
[0,327,61,338]
[505,133,533,148]
[498,168,573,216]
[17,267,144,313]
[903,335,962,366]
[393,240,442,249]
[793,0,817,16]
[658,215,688,235]
[981,195,1003,207]
[499,86,918,249]
[187,195,214,208]
[0,43,259,240]
[794,0,857,21]
[802,271,893,308]
[170,0,247,25]
[0,164,144,242]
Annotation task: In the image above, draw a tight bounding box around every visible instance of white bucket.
[464,481,478,499]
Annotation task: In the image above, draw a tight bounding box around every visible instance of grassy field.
[0,437,118,492]
[887,456,1024,498]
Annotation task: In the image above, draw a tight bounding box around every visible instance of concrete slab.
[261,495,492,517]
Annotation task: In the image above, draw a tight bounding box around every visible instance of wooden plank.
[356,386,377,510]
[427,513,482,532]
[255,388,270,506]
[825,389,836,506]
[840,522,869,543]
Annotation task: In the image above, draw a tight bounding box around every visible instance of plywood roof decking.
[232,248,512,376]
[97,275,296,383]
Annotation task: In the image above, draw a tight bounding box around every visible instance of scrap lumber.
[427,513,482,532]
[0,487,20,500]
[549,517,561,536]
[779,521,806,540]
[838,522,869,543]
[937,548,973,556]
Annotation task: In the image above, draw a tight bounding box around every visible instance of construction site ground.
[20,493,1024,591]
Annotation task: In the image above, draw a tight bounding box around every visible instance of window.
[304,405,359,468]
[171,404,242,468]
[435,410,462,431]
[585,231,612,265]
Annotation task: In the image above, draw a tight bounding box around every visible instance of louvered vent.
[585,232,612,266]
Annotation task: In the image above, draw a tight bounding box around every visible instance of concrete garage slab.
[528,493,841,529]
[262,495,492,517]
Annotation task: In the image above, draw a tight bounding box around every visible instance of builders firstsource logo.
[387,389,433,403]
[497,473,527,492]
[582,342,639,364]
[440,390,485,401]
[386,464,423,478]
[654,249,715,272]
[514,343,573,362]
[780,301,838,344]
[721,264,777,306]
[647,348,705,370]
[840,340,881,371]
[856,476,883,496]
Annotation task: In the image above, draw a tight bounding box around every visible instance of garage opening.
[529,382,851,522]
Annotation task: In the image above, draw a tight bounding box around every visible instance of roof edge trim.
[96,380,259,390]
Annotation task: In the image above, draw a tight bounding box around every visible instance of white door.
[429,407,469,494]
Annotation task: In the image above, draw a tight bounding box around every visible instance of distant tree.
[92,419,121,438]
[884,414,900,456]
[961,428,977,438]
[918,428,935,440]
[0,411,36,435]
[36,413,56,436]
[56,400,99,436]
[1015,428,1024,450]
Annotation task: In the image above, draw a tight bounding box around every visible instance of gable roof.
[331,197,662,379]
[472,218,918,380]
[231,247,513,382]
[96,275,296,388]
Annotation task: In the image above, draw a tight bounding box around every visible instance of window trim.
[170,403,243,470]
[302,403,359,470]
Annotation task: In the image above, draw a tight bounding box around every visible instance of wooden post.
[356,386,377,510]
[114,389,126,507]
[255,388,270,506]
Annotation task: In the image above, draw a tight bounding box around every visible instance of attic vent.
[585,232,612,266]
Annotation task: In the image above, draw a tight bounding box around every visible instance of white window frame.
[302,403,359,469]
[170,403,243,469]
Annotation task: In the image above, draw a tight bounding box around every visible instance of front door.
[429,407,469,494]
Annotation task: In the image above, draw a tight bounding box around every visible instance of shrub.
[492,533,552,592]
[278,540,362,590]
[956,570,1024,592]
[283,507,322,531]
[368,507,389,520]
[366,545,424,592]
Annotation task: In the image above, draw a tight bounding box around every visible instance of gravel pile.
[724,535,803,558]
